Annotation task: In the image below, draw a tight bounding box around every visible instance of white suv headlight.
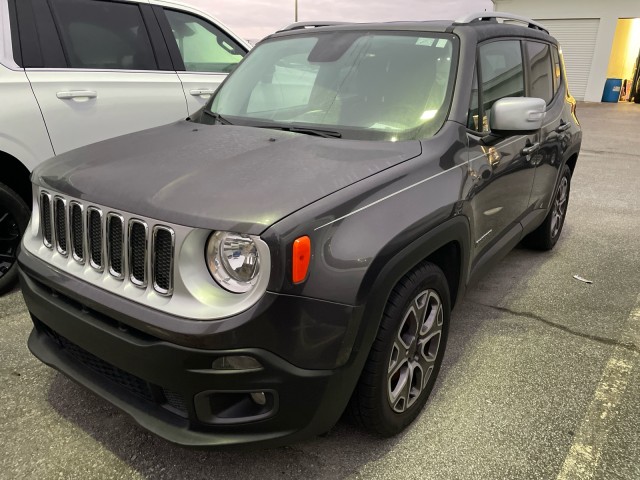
[205,231,261,293]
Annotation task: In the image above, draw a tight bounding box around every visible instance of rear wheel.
[523,164,571,251]
[349,262,450,436]
[0,182,30,294]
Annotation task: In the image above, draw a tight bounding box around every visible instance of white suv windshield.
[207,31,456,141]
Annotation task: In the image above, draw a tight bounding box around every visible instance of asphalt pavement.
[1,102,639,479]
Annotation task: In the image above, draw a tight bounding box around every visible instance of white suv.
[0,0,249,292]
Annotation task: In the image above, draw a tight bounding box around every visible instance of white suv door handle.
[189,89,216,96]
[56,90,98,100]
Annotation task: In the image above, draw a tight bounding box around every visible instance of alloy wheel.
[550,176,569,239]
[387,289,443,413]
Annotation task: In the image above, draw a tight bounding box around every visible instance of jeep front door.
[466,40,538,272]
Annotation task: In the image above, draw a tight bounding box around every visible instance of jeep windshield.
[204,31,457,141]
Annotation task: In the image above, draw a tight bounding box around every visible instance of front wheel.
[523,164,571,251]
[0,182,30,295]
[349,262,450,436]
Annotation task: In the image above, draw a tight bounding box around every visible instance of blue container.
[602,78,622,102]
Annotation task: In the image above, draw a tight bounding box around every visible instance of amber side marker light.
[292,236,311,284]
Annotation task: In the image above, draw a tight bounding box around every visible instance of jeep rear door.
[524,41,572,217]
[19,0,187,155]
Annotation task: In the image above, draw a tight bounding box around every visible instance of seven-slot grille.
[39,192,175,296]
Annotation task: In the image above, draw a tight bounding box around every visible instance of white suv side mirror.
[491,97,546,133]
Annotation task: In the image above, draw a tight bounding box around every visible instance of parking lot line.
[556,294,640,480]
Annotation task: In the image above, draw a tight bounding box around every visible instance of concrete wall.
[493,0,640,101]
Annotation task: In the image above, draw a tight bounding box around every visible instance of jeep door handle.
[522,143,540,156]
[56,90,97,100]
[189,89,216,96]
[556,122,571,133]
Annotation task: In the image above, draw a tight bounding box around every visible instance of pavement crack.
[470,302,639,354]
[580,148,640,159]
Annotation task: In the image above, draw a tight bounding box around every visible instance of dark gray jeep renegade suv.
[19,13,581,448]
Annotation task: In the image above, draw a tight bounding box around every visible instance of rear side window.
[164,9,245,73]
[551,46,562,94]
[478,40,524,131]
[526,41,553,104]
[49,0,157,70]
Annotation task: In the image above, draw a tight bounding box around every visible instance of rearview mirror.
[490,97,546,134]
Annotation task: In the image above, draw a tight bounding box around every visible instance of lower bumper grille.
[49,328,154,402]
[41,325,187,416]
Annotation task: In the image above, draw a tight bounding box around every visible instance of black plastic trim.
[140,4,173,71]
[14,0,42,67]
[150,5,186,71]
[7,0,22,67]
[33,0,66,68]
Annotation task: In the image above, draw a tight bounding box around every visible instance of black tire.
[0,182,30,295]
[523,164,571,251]
[349,262,450,436]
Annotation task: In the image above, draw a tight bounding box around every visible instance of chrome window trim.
[39,192,53,249]
[106,213,125,280]
[24,68,183,75]
[151,225,175,297]
[87,207,104,272]
[53,196,68,257]
[69,201,85,264]
[128,219,148,288]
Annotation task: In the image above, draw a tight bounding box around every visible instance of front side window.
[165,10,245,73]
[478,40,524,131]
[207,32,457,141]
[468,66,480,131]
[50,0,156,70]
[526,41,553,104]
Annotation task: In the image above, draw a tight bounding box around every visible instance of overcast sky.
[186,0,494,41]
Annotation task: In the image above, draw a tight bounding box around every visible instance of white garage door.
[536,19,600,100]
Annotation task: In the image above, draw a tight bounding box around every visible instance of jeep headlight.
[206,231,261,293]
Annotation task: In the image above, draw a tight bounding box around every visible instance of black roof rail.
[277,21,351,33]
[455,12,549,34]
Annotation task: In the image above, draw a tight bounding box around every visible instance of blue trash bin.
[602,78,622,102]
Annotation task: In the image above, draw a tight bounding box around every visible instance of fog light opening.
[251,391,267,406]
[194,390,278,424]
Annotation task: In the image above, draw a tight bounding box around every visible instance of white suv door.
[152,3,249,116]
[23,0,188,155]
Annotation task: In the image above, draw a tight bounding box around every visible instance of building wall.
[608,20,634,79]
[493,0,640,101]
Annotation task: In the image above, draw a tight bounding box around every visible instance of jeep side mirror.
[490,97,546,134]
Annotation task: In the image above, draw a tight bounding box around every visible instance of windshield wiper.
[256,125,342,138]
[203,109,232,125]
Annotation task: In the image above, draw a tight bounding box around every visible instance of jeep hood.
[34,121,421,234]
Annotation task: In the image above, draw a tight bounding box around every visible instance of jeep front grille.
[40,193,175,296]
[70,202,85,262]
[107,214,124,278]
[152,226,174,295]
[40,192,52,248]
[87,207,103,271]
[54,197,67,255]
[129,220,148,287]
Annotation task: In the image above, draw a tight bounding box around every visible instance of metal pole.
[295,0,298,22]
